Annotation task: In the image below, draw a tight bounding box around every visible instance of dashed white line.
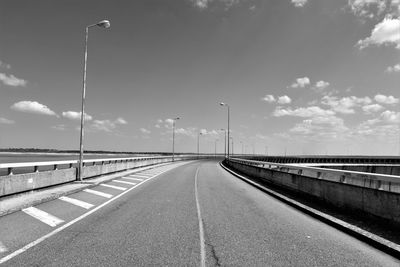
[83,189,113,199]
[100,184,127,191]
[122,176,143,181]
[112,180,137,185]
[22,207,64,227]
[59,196,94,210]
[0,242,7,253]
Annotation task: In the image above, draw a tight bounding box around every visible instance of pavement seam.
[220,161,400,260]
[194,166,206,267]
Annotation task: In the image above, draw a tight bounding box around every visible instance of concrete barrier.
[0,155,207,197]
[225,158,400,225]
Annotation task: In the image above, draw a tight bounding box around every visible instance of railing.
[228,158,400,193]
[0,155,212,197]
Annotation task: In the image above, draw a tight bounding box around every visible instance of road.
[0,160,398,266]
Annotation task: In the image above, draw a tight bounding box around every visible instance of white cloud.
[277,95,292,104]
[157,119,163,124]
[0,61,11,69]
[90,118,127,132]
[374,94,399,104]
[380,110,400,123]
[140,128,151,134]
[289,115,348,138]
[62,111,93,121]
[116,117,127,124]
[291,0,308,8]
[51,124,66,131]
[0,117,15,124]
[357,16,400,49]
[315,80,330,90]
[348,0,387,18]
[321,95,372,114]
[165,118,174,125]
[262,94,276,103]
[191,0,239,9]
[385,63,400,72]
[0,73,27,87]
[273,106,335,117]
[362,103,384,113]
[155,124,161,128]
[11,101,58,117]
[290,77,310,88]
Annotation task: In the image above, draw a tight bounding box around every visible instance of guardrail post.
[34,166,39,173]
[7,167,13,175]
[54,164,58,171]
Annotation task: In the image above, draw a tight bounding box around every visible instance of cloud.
[51,124,66,131]
[0,60,11,69]
[291,0,308,8]
[277,95,292,104]
[374,94,399,104]
[140,128,151,134]
[290,115,348,136]
[0,117,15,124]
[191,0,239,9]
[90,117,127,132]
[380,110,400,123]
[362,103,384,113]
[273,106,335,117]
[0,73,27,87]
[357,16,400,49]
[315,80,330,90]
[321,95,372,114]
[11,101,58,117]
[262,94,276,103]
[290,77,310,88]
[62,111,93,121]
[116,117,127,124]
[385,63,400,72]
[348,0,400,19]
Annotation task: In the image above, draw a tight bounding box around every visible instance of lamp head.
[219,102,225,106]
[97,20,111,28]
[174,117,180,120]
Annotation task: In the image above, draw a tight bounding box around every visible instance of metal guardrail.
[229,158,400,184]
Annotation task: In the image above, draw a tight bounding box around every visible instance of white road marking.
[0,162,188,265]
[194,166,206,267]
[83,189,113,199]
[112,180,137,185]
[59,196,94,210]
[22,207,64,228]
[122,176,143,181]
[129,174,151,178]
[0,242,7,253]
[100,184,127,191]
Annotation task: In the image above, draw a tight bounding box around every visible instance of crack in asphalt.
[205,240,221,266]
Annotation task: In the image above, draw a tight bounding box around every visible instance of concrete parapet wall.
[0,156,201,197]
[226,160,400,224]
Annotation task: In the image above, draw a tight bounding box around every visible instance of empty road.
[0,160,398,266]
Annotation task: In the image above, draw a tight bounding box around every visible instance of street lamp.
[172,117,180,162]
[219,102,230,159]
[197,132,203,159]
[214,139,219,159]
[220,128,227,158]
[78,19,110,181]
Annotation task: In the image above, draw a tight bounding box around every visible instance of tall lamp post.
[219,102,230,159]
[214,139,219,159]
[197,132,203,159]
[220,128,227,158]
[172,117,180,162]
[78,19,110,181]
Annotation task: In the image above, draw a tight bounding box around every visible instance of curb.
[220,161,400,259]
[0,162,172,218]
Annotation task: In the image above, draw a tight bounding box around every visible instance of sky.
[0,0,399,155]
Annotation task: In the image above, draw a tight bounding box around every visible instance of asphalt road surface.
[0,160,398,266]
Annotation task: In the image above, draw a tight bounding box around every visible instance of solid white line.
[0,163,185,265]
[112,180,137,185]
[0,242,7,253]
[22,207,64,228]
[58,196,94,210]
[99,184,127,191]
[194,166,206,267]
[83,189,113,199]
[122,177,143,181]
